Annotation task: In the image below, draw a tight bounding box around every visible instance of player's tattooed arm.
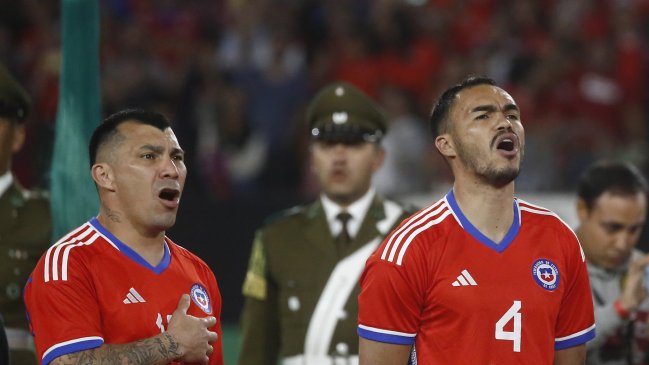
[48,295,217,365]
[48,332,181,365]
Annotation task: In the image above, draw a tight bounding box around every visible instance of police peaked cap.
[307,82,387,144]
[0,62,31,122]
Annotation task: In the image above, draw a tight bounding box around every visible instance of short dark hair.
[577,160,648,211]
[89,108,172,166]
[429,76,497,139]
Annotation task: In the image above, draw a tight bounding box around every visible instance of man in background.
[238,82,412,365]
[575,160,649,364]
[0,62,51,365]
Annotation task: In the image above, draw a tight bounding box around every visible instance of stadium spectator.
[575,161,649,364]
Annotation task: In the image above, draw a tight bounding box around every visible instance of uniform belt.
[5,327,35,351]
[282,354,359,365]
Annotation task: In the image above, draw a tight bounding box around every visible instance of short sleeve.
[203,264,224,365]
[357,238,427,345]
[25,252,103,365]
[554,226,596,349]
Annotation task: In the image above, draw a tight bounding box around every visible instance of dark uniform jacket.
[238,194,412,365]
[0,314,8,365]
[0,177,51,365]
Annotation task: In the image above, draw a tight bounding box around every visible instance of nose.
[495,113,514,131]
[332,143,349,158]
[160,156,180,179]
[612,232,634,253]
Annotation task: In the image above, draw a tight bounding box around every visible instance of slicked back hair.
[429,76,497,139]
[577,160,649,211]
[89,108,171,167]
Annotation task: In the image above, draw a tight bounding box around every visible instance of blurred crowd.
[2,0,649,202]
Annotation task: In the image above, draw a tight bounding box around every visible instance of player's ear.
[11,123,26,154]
[435,134,456,158]
[91,163,116,191]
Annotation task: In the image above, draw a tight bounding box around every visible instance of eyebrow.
[139,144,185,155]
[600,220,644,229]
[470,103,519,114]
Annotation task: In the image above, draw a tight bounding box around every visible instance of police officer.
[238,82,414,365]
[0,62,51,365]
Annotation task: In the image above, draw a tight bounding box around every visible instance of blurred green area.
[222,323,241,365]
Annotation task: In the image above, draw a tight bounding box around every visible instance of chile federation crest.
[190,283,212,314]
[532,259,560,291]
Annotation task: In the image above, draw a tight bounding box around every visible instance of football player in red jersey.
[25,109,223,365]
[358,76,595,365]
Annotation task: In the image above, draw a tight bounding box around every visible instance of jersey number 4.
[495,300,521,352]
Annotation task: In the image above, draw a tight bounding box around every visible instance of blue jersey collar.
[446,189,520,253]
[89,217,171,274]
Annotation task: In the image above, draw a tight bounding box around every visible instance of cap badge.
[335,87,345,96]
[332,112,348,124]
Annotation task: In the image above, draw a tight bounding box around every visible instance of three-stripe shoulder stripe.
[381,198,451,266]
[518,200,568,228]
[517,199,552,214]
[518,199,585,262]
[44,224,100,282]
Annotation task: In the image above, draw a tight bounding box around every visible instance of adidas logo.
[123,287,146,304]
[452,269,477,287]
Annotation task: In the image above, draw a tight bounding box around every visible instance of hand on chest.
[98,271,214,341]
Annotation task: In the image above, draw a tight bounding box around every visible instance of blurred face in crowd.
[437,84,525,186]
[0,117,25,175]
[311,141,384,207]
[577,191,647,269]
[93,121,187,234]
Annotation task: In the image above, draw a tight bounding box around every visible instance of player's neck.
[452,181,515,244]
[97,213,168,266]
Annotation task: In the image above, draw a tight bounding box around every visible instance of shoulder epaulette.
[383,197,420,215]
[22,188,50,201]
[402,202,420,215]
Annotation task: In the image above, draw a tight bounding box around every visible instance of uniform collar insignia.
[307,200,324,219]
[368,195,386,220]
[8,182,26,209]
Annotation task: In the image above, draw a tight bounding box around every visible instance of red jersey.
[358,191,596,364]
[24,218,223,365]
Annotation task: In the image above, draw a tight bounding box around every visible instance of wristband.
[614,299,630,320]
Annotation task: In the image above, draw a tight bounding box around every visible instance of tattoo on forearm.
[51,334,179,365]
[161,332,181,358]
